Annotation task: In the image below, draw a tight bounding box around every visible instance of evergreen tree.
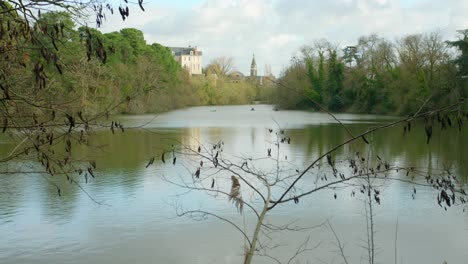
[326,50,345,111]
[447,29,468,99]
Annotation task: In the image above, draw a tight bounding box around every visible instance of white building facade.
[169,46,203,75]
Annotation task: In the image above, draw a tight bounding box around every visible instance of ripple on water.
[0,105,466,264]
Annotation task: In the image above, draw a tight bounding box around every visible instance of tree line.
[3,4,466,117]
[275,31,468,115]
[1,9,258,118]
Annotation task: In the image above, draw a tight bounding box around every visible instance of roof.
[251,54,257,67]
[169,47,203,56]
[229,71,245,80]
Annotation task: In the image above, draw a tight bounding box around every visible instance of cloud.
[99,0,468,76]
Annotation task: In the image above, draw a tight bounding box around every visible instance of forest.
[1,9,258,117]
[275,31,468,115]
[2,5,466,116]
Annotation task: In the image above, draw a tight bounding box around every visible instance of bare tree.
[422,31,450,87]
[206,56,236,77]
[149,93,466,263]
[396,34,425,70]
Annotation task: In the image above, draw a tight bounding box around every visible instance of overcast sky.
[99,0,468,76]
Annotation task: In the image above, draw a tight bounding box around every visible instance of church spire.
[250,54,257,77]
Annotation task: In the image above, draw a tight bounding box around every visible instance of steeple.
[250,54,257,77]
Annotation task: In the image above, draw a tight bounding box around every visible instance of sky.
[99,0,468,76]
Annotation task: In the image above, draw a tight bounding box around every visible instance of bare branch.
[177,210,252,247]
[268,100,463,210]
[327,220,350,264]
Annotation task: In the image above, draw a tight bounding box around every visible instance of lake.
[0,104,467,264]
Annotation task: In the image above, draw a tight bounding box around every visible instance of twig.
[327,220,350,264]
[394,218,399,264]
[268,100,462,210]
[178,210,252,247]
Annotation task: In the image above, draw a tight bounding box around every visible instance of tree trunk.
[244,188,270,264]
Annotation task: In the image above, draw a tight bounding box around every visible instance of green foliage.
[325,50,345,111]
[317,52,326,98]
[447,31,468,77]
[6,10,465,116]
[276,31,467,115]
[2,11,255,115]
[12,14,259,113]
[190,76,256,105]
[447,30,468,99]
[305,58,321,103]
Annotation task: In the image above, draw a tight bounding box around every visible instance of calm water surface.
[0,105,467,264]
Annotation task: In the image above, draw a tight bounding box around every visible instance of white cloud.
[98,0,468,76]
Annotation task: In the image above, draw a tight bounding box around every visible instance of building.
[249,54,275,86]
[229,71,245,83]
[250,54,258,77]
[169,46,203,75]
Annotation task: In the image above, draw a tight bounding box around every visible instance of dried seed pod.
[425,124,432,144]
[87,167,95,178]
[145,157,154,168]
[361,135,369,144]
[2,117,7,133]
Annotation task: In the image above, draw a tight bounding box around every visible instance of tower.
[250,54,257,77]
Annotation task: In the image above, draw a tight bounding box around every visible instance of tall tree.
[205,56,235,77]
[447,29,468,99]
[305,57,320,102]
[276,30,463,114]
[326,49,345,111]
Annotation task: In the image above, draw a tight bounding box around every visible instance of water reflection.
[0,105,466,264]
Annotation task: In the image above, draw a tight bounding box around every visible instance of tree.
[276,58,313,109]
[423,31,448,88]
[205,56,236,77]
[157,32,468,263]
[447,29,468,100]
[0,0,153,196]
[317,51,326,97]
[326,49,345,111]
[305,57,320,102]
[343,45,359,67]
[159,97,466,264]
[119,28,147,59]
[275,31,463,115]
[348,34,396,113]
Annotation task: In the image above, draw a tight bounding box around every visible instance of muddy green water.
[0,105,467,264]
